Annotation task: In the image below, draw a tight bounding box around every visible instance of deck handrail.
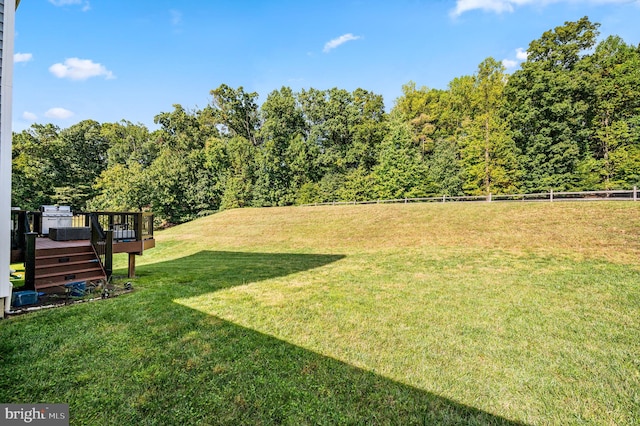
[89,213,106,240]
[89,213,112,280]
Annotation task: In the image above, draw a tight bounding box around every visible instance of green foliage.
[52,185,93,210]
[294,182,323,205]
[252,87,305,206]
[429,138,463,196]
[11,121,108,211]
[458,58,521,195]
[394,82,444,155]
[11,125,60,209]
[584,36,640,188]
[220,137,255,210]
[504,17,600,191]
[209,84,260,146]
[101,120,159,167]
[347,88,387,170]
[337,167,376,202]
[88,162,149,212]
[317,173,346,202]
[299,87,386,175]
[371,117,430,199]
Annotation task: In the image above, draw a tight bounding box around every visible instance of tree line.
[11,17,640,224]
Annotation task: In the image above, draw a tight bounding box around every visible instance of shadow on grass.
[132,250,347,299]
[0,251,526,425]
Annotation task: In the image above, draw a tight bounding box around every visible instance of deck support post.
[24,232,37,291]
[104,230,113,279]
[128,253,136,278]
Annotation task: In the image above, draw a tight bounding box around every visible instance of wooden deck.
[35,238,91,250]
[12,211,155,288]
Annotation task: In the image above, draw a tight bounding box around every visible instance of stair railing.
[89,213,113,280]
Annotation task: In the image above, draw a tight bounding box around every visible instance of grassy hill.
[2,202,639,425]
[150,201,640,261]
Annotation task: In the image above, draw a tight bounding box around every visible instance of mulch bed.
[7,280,134,316]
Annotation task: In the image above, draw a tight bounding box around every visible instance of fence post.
[488,193,492,202]
[550,189,554,202]
[634,186,637,202]
[442,195,446,203]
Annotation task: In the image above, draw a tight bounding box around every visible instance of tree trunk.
[484,115,490,194]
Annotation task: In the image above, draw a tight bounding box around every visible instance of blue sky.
[11,0,640,132]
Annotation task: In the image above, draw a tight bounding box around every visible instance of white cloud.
[45,108,74,120]
[451,0,634,17]
[516,47,528,60]
[49,0,90,11]
[502,47,529,69]
[170,9,183,26]
[452,0,517,16]
[22,111,37,121]
[49,58,115,81]
[49,0,80,5]
[14,53,33,63]
[502,59,518,69]
[323,33,362,53]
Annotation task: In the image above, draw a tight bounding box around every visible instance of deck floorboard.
[35,238,91,250]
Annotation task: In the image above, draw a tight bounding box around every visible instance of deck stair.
[34,244,106,291]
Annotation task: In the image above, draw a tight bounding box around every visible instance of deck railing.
[89,213,113,280]
[10,210,27,252]
[10,210,35,264]
[72,211,154,242]
[10,210,154,264]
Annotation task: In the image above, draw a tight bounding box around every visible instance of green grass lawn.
[1,202,639,425]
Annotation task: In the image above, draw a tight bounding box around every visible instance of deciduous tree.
[505,17,600,191]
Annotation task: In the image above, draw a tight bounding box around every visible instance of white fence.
[302,187,639,207]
